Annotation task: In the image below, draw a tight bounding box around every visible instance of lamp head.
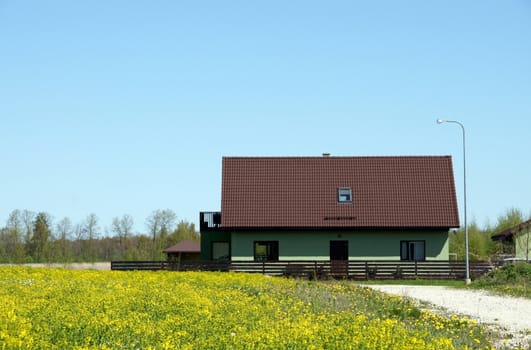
[436,119,446,124]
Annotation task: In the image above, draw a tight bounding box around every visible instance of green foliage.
[28,212,52,263]
[449,208,530,261]
[449,221,496,261]
[166,220,200,246]
[492,207,525,232]
[146,209,177,260]
[471,262,531,298]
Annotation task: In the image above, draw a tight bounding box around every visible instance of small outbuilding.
[491,219,531,260]
[164,240,201,262]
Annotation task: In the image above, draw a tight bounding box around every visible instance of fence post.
[365,261,368,280]
[415,260,418,277]
[262,261,265,275]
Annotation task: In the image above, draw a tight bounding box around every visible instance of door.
[330,240,348,277]
[330,240,348,260]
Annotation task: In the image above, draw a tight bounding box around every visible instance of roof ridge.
[223,155,452,159]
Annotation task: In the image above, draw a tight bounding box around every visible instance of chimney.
[322,153,331,157]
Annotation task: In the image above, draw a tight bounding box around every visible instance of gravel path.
[365,285,531,348]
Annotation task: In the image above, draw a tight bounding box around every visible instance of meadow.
[0,267,495,349]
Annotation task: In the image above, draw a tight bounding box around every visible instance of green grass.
[469,262,531,298]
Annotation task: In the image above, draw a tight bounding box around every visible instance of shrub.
[472,262,531,298]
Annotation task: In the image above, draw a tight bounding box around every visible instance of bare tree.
[146,209,177,259]
[56,217,73,262]
[83,213,100,240]
[3,210,25,262]
[82,213,100,261]
[21,210,35,246]
[112,214,134,256]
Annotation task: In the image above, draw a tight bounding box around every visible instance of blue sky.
[1,1,530,234]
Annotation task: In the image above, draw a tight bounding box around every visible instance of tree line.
[0,207,528,264]
[0,209,199,263]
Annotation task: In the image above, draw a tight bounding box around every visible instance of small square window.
[338,188,352,203]
[212,241,230,261]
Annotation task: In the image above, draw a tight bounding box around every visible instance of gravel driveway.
[365,285,531,348]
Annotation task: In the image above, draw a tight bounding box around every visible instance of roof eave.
[220,225,457,231]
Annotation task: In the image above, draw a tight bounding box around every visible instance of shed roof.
[164,240,200,253]
[491,219,531,241]
[221,156,460,229]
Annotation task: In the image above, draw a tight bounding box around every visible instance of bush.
[472,262,531,298]
[483,262,531,284]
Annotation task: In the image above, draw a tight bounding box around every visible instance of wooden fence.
[111,260,497,280]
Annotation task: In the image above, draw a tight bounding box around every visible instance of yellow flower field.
[0,267,493,349]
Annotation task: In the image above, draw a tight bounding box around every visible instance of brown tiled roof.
[163,240,200,253]
[221,156,460,229]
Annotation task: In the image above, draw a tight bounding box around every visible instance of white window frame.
[337,187,353,203]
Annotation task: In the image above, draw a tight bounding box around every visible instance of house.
[164,240,201,261]
[200,155,460,262]
[491,219,531,260]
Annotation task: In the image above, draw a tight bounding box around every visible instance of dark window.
[338,188,352,203]
[400,241,425,261]
[212,241,230,260]
[254,241,279,262]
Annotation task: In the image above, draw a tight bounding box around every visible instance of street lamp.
[437,119,471,285]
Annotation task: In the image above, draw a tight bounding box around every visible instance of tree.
[466,221,493,260]
[21,210,35,246]
[29,212,52,262]
[0,228,8,262]
[55,217,73,262]
[83,213,100,240]
[493,207,525,232]
[111,214,134,257]
[3,210,26,262]
[167,221,200,246]
[70,223,84,260]
[146,209,177,259]
[82,213,100,261]
[489,207,525,258]
[112,214,134,244]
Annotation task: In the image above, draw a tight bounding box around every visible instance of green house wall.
[200,230,231,260]
[515,231,531,259]
[202,229,449,261]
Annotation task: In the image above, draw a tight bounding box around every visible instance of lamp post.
[437,119,471,285]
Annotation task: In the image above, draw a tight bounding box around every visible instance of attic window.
[338,188,352,203]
